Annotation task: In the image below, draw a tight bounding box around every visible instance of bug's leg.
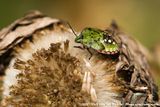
[74,46,93,60]
[86,48,93,60]
[73,45,85,50]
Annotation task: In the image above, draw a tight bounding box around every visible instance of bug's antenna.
[66,22,78,37]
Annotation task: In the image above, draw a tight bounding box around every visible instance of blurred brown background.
[0,0,160,49]
[0,0,160,85]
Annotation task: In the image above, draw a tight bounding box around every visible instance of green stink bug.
[75,27,119,55]
[67,23,119,57]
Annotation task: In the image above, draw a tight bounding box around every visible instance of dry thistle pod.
[0,11,159,107]
[4,42,92,106]
[0,11,124,107]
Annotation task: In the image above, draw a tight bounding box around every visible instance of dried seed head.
[4,42,92,107]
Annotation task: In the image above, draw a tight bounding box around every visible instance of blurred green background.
[0,0,160,86]
[0,0,160,49]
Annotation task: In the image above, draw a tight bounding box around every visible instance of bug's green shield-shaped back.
[75,27,119,54]
[75,28,105,50]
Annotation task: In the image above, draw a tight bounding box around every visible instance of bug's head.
[75,34,82,43]
[102,35,119,53]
